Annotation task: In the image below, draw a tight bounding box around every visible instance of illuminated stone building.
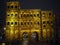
[5,1,55,42]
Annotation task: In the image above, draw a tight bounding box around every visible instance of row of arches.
[5,30,40,41]
[4,31,39,45]
[5,29,54,41]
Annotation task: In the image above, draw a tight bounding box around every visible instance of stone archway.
[31,31,39,41]
[22,32,28,40]
[22,32,29,45]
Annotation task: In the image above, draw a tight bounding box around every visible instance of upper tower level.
[6,1,20,10]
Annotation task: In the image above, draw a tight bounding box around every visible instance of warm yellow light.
[47,29,50,38]
[10,30,14,34]
[6,1,55,41]
[2,43,5,45]
[42,29,46,39]
[42,14,45,17]
[15,30,19,39]
[15,30,18,34]
[11,24,14,26]
[35,12,39,14]
[9,30,14,40]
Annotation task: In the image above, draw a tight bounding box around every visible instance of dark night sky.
[0,0,60,26]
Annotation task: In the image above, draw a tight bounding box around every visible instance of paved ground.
[0,40,56,45]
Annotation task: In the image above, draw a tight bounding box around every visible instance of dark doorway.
[22,32,29,45]
[31,32,39,41]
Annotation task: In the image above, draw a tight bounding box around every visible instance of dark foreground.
[0,40,59,45]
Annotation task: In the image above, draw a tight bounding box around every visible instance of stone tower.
[5,1,20,41]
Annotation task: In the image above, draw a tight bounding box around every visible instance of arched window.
[23,14,26,17]
[51,21,53,24]
[43,25,46,27]
[21,22,23,25]
[21,15,22,18]
[30,15,33,17]
[11,14,13,16]
[37,14,40,17]
[7,22,10,25]
[15,22,17,25]
[15,6,17,8]
[27,22,29,25]
[49,13,51,16]
[42,13,45,17]
[43,21,46,24]
[15,14,17,17]
[37,22,40,25]
[7,6,9,8]
[30,22,32,25]
[27,14,29,17]
[11,6,13,8]
[47,21,50,24]
[34,14,36,17]
[7,14,9,16]
[24,22,26,25]
[11,22,13,25]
